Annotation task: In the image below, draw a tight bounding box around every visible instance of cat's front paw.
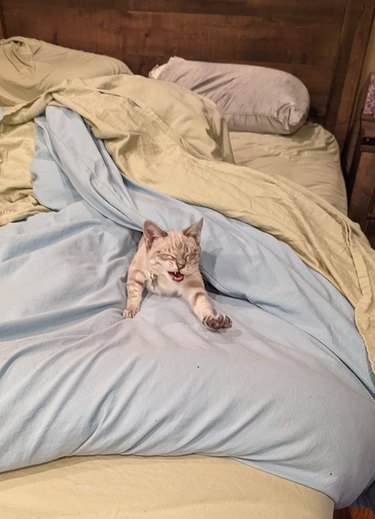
[202,314,232,330]
[123,306,139,319]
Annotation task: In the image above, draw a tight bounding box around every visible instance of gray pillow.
[149,57,310,135]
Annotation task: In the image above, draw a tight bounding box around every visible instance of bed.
[0,2,375,519]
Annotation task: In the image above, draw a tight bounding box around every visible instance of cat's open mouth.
[168,271,184,282]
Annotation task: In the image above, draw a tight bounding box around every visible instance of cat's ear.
[143,220,168,249]
[183,218,203,245]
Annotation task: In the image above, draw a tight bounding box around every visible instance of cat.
[123,218,232,330]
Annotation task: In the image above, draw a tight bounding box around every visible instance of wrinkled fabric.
[0,107,374,508]
[2,73,374,372]
[0,36,131,106]
[0,35,132,224]
[230,123,348,214]
[150,57,309,134]
[0,114,48,223]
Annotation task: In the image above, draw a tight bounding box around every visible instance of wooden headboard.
[0,0,374,152]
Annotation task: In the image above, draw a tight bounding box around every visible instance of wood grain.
[349,150,375,228]
[0,0,373,150]
[0,0,5,39]
[348,115,375,238]
[331,0,375,151]
[334,507,375,519]
[0,0,373,149]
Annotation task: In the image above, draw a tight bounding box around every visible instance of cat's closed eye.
[158,253,175,261]
[186,252,198,261]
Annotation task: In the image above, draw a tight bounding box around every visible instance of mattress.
[0,456,334,519]
[229,123,348,214]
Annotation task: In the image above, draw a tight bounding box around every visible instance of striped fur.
[123,219,232,330]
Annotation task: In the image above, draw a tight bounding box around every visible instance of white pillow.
[149,57,310,135]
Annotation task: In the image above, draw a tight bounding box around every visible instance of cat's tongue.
[168,271,184,282]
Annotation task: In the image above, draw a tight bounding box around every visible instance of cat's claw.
[202,314,232,331]
[123,307,139,319]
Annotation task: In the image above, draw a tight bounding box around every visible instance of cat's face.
[143,219,202,283]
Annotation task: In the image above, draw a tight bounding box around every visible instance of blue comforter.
[0,107,374,507]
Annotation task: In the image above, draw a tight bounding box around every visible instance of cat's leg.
[123,266,146,319]
[184,277,232,330]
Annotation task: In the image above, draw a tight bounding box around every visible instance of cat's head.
[143,218,203,283]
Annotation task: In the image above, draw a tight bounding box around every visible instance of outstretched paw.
[202,314,232,331]
[123,307,139,319]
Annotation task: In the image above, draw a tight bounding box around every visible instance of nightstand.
[348,114,375,248]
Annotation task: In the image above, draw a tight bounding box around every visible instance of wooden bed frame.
[0,0,374,155]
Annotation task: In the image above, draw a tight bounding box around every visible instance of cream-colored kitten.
[123,219,232,330]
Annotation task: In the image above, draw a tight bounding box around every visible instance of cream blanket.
[1,42,374,372]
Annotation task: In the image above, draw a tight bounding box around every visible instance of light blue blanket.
[0,107,374,507]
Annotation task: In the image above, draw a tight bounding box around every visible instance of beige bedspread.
[230,124,348,215]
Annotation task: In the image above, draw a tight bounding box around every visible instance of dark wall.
[0,0,374,150]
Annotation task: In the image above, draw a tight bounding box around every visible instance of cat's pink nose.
[177,262,185,270]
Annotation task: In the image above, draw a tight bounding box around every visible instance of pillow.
[0,37,132,106]
[149,57,310,135]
